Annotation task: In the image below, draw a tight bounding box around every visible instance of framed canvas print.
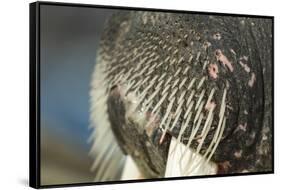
[29,1,274,188]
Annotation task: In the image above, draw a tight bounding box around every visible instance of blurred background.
[40,4,115,185]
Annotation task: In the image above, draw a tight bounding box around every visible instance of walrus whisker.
[183,101,194,119]
[188,55,193,63]
[164,56,170,62]
[177,90,187,104]
[174,67,182,78]
[178,113,193,144]
[203,116,225,158]
[171,78,180,89]
[187,78,196,89]
[159,97,175,130]
[124,80,136,95]
[161,84,171,96]
[202,60,209,70]
[194,101,205,124]
[205,88,215,108]
[186,113,204,150]
[91,138,115,171]
[143,87,161,112]
[170,100,184,131]
[196,51,201,61]
[197,113,214,154]
[128,81,155,115]
[169,112,193,156]
[94,144,117,179]
[155,79,164,89]
[206,117,226,163]
[157,72,167,82]
[197,76,206,89]
[179,78,188,89]
[181,113,204,168]
[169,87,179,101]
[132,76,149,94]
[186,90,195,107]
[159,97,175,144]
[164,76,173,87]
[195,89,206,110]
[159,114,173,144]
[178,57,184,63]
[203,88,227,160]
[151,92,168,114]
[183,66,190,75]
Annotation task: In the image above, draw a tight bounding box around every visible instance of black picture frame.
[29,1,274,189]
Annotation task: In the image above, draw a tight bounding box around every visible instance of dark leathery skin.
[97,11,273,177]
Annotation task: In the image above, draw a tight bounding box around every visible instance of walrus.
[89,11,273,181]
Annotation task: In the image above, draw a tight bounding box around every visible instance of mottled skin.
[97,11,272,177]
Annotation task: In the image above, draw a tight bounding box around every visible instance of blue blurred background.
[40,4,115,185]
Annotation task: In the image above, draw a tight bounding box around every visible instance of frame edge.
[29,1,40,189]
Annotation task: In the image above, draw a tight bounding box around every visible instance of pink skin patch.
[248,73,256,87]
[234,150,243,158]
[203,41,211,50]
[215,49,234,72]
[218,161,232,174]
[239,123,247,131]
[208,63,219,79]
[235,123,247,133]
[230,49,236,55]
[213,32,222,40]
[205,101,216,111]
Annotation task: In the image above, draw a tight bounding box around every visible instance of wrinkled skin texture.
[97,11,273,177]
